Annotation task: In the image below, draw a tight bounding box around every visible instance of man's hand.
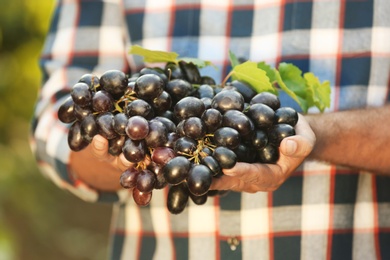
[69,135,134,191]
[209,114,316,193]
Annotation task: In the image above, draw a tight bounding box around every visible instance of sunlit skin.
[70,105,390,193]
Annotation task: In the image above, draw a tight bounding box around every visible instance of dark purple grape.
[164,62,184,80]
[68,121,89,151]
[250,92,280,111]
[96,112,117,139]
[113,112,128,135]
[92,90,114,113]
[144,120,168,148]
[152,91,172,112]
[151,147,176,166]
[58,96,76,123]
[133,188,152,207]
[134,74,164,101]
[197,84,214,99]
[136,169,156,193]
[167,182,189,214]
[222,110,254,137]
[247,103,275,129]
[108,135,126,156]
[200,76,216,85]
[229,80,256,103]
[176,120,186,137]
[80,114,98,143]
[71,82,92,107]
[200,147,213,157]
[213,146,237,169]
[201,97,212,109]
[78,73,100,91]
[274,107,298,126]
[153,117,176,132]
[187,164,213,196]
[252,129,268,149]
[189,192,208,205]
[183,117,206,140]
[125,115,149,140]
[163,156,191,185]
[165,79,193,103]
[201,108,222,133]
[174,96,206,121]
[120,167,139,189]
[122,138,146,163]
[258,143,279,164]
[174,137,197,156]
[74,104,92,121]
[100,70,128,98]
[233,143,257,163]
[201,156,222,177]
[211,90,244,113]
[165,132,179,148]
[148,162,167,189]
[126,99,154,119]
[140,67,168,84]
[268,124,296,146]
[214,127,241,150]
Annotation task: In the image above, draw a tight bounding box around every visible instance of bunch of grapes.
[58,61,298,214]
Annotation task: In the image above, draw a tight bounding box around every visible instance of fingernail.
[285,139,297,155]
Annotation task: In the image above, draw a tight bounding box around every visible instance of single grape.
[268,124,296,146]
[174,137,197,156]
[120,167,139,189]
[233,143,257,163]
[274,107,299,126]
[247,103,275,129]
[58,96,76,123]
[71,82,92,107]
[144,120,168,148]
[165,132,179,149]
[152,90,172,112]
[165,79,193,104]
[178,61,202,84]
[134,74,165,101]
[68,121,89,151]
[214,127,241,150]
[80,114,98,143]
[201,97,212,109]
[250,92,280,111]
[148,162,168,189]
[200,76,216,85]
[92,90,114,113]
[183,117,206,140]
[252,129,268,149]
[74,104,92,121]
[222,110,254,137]
[125,115,149,140]
[258,143,279,164]
[133,188,152,207]
[151,147,176,166]
[229,80,257,103]
[99,70,128,98]
[197,84,214,99]
[189,192,208,205]
[167,182,189,214]
[201,108,222,133]
[113,113,129,136]
[153,117,177,133]
[126,99,154,120]
[187,164,213,196]
[139,67,168,84]
[213,146,237,169]
[162,156,191,185]
[164,62,184,80]
[78,73,100,91]
[136,169,156,193]
[174,96,206,121]
[201,156,222,177]
[122,138,147,163]
[211,89,245,113]
[96,112,117,140]
[108,135,126,156]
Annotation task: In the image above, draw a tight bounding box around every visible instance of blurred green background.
[0,1,113,259]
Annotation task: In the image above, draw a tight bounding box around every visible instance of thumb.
[280,135,314,158]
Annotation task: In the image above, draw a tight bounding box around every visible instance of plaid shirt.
[31,0,390,259]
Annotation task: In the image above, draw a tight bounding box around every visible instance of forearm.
[305,105,390,175]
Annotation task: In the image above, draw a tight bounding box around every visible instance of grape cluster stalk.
[58,61,298,214]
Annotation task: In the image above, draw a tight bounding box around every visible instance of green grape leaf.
[179,57,214,68]
[304,72,331,112]
[278,63,307,98]
[257,61,277,83]
[129,45,178,63]
[229,50,240,68]
[274,69,309,112]
[231,61,276,94]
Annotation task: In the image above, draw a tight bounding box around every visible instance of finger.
[210,174,266,193]
[90,135,115,162]
[222,162,277,189]
[280,135,313,158]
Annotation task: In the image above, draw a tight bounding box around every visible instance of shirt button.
[227,236,240,251]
